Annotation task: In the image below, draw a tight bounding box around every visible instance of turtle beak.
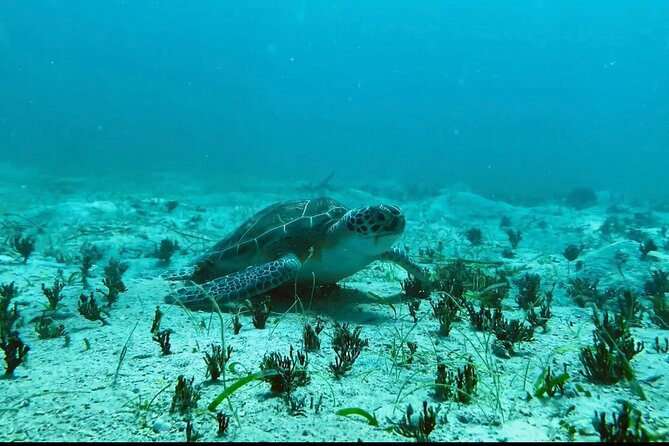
[388,214,406,233]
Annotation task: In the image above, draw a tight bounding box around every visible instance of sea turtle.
[163,196,429,307]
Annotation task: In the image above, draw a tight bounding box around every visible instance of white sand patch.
[0,173,667,441]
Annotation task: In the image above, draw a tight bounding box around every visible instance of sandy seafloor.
[0,163,668,442]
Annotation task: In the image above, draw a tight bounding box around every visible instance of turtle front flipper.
[381,246,431,287]
[165,254,302,307]
[160,266,197,281]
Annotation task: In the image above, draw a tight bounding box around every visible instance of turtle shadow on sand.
[205,283,396,326]
[274,284,398,324]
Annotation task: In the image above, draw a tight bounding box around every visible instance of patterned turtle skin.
[163,196,428,307]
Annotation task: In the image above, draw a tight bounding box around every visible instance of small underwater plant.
[430,294,459,336]
[259,345,310,394]
[329,321,369,378]
[631,211,656,227]
[98,258,128,306]
[431,259,505,308]
[170,375,201,414]
[216,412,231,436]
[0,282,20,340]
[564,244,584,261]
[639,239,658,260]
[303,317,324,351]
[417,242,442,259]
[506,229,522,249]
[643,269,669,299]
[401,273,431,299]
[312,394,324,414]
[579,310,644,384]
[430,259,470,301]
[533,364,569,398]
[406,298,421,323]
[405,341,418,364]
[80,242,104,262]
[422,240,444,256]
[336,406,379,426]
[165,200,179,213]
[501,248,516,259]
[626,228,646,243]
[77,292,109,325]
[433,364,454,401]
[563,243,584,274]
[514,272,543,310]
[41,277,66,310]
[207,370,280,412]
[650,295,669,330]
[10,232,35,263]
[204,344,232,381]
[593,401,649,442]
[390,401,439,442]
[80,254,94,287]
[155,238,179,264]
[654,337,669,353]
[464,227,484,246]
[566,277,614,308]
[613,249,629,277]
[150,305,171,355]
[470,273,510,309]
[493,316,535,356]
[617,288,642,327]
[526,298,552,331]
[1,331,30,376]
[232,311,242,335]
[35,315,66,339]
[499,215,512,228]
[594,310,643,359]
[599,215,625,239]
[466,303,500,332]
[642,270,669,329]
[286,395,309,417]
[152,329,172,356]
[112,321,138,386]
[249,296,272,329]
[184,416,201,443]
[579,335,628,384]
[453,361,478,403]
[150,305,164,334]
[564,186,597,210]
[562,243,585,262]
[434,359,478,403]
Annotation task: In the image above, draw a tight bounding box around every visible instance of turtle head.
[340,204,405,255]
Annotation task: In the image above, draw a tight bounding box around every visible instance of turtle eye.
[373,209,395,226]
[388,205,402,216]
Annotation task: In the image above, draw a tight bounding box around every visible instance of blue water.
[1,1,667,197]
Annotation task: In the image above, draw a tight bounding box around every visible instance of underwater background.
[1,0,668,198]
[3,1,669,443]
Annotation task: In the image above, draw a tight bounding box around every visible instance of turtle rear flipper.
[165,254,301,306]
